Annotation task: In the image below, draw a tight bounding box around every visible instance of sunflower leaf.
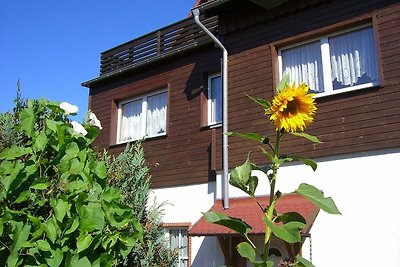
[296,183,341,215]
[227,132,267,144]
[262,217,304,243]
[287,156,318,171]
[229,156,259,196]
[296,255,315,267]
[245,93,271,109]
[276,74,290,92]
[258,146,273,161]
[236,242,268,266]
[291,132,323,144]
[203,211,252,236]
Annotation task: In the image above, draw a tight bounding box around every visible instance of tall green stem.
[263,131,281,261]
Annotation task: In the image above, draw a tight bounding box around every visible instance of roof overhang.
[192,0,289,14]
[188,194,319,236]
[191,0,232,13]
[247,0,289,9]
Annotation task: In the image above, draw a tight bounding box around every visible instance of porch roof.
[188,194,319,236]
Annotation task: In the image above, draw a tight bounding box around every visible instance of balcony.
[99,15,218,76]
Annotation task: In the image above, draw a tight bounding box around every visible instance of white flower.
[88,111,102,130]
[71,121,88,136]
[60,102,79,114]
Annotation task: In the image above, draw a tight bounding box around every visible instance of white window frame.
[116,89,167,144]
[278,23,380,98]
[165,227,189,267]
[207,73,222,126]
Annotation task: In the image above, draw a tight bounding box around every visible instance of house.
[82,0,400,266]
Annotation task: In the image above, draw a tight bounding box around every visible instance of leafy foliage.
[0,99,142,267]
[105,143,178,267]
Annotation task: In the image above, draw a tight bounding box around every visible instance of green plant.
[105,143,178,267]
[0,112,18,151]
[0,99,143,267]
[204,76,341,267]
[0,80,26,151]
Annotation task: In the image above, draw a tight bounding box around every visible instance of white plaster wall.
[149,182,216,223]
[149,182,225,267]
[216,148,400,267]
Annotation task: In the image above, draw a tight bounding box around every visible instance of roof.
[190,0,232,13]
[188,194,319,236]
[193,0,212,8]
[188,0,214,16]
[190,0,291,14]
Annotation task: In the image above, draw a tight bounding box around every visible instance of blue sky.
[0,1,197,122]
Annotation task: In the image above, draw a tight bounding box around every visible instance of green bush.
[0,112,20,151]
[106,143,178,267]
[0,99,143,267]
[0,81,25,151]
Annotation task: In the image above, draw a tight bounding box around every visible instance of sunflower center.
[282,99,298,117]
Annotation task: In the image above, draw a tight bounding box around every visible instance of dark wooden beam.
[218,236,235,267]
[247,0,289,9]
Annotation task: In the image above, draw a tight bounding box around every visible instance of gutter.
[192,8,229,209]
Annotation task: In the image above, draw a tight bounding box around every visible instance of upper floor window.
[117,90,167,143]
[278,25,380,97]
[208,74,222,125]
[165,227,189,267]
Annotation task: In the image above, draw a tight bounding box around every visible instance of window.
[208,74,222,125]
[117,90,167,143]
[268,247,285,267]
[278,25,380,97]
[165,228,189,267]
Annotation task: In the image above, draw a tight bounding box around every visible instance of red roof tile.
[188,0,213,17]
[193,0,211,9]
[189,194,319,236]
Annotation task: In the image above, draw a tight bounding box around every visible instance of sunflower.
[267,82,317,133]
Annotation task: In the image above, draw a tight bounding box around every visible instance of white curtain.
[120,99,142,141]
[330,27,379,89]
[180,229,188,267]
[282,41,324,93]
[169,229,179,249]
[146,92,167,136]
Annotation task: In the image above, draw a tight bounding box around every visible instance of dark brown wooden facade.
[86,0,400,188]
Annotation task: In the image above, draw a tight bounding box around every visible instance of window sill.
[201,123,222,131]
[209,123,222,129]
[111,133,167,147]
[313,82,380,98]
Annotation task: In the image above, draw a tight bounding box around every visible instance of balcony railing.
[100,15,219,75]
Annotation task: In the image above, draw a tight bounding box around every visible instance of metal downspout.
[192,8,229,209]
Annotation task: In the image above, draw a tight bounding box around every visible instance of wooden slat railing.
[100,15,219,75]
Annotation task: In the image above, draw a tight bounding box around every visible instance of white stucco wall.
[149,182,225,267]
[149,148,400,266]
[215,148,400,267]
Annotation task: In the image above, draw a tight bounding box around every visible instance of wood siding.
[89,47,222,188]
[216,0,400,169]
[88,0,400,188]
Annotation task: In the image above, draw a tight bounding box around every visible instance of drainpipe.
[192,8,229,209]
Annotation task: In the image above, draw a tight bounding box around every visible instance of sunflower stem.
[263,131,282,261]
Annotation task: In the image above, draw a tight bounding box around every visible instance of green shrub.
[106,143,178,267]
[0,112,20,151]
[0,99,143,267]
[0,81,25,151]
